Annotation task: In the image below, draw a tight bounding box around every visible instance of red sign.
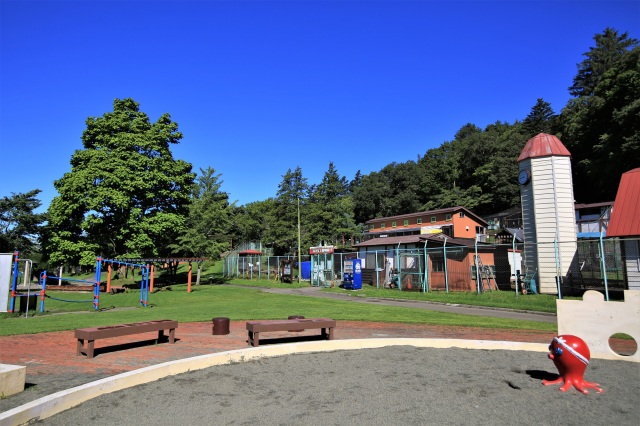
[309,246,334,255]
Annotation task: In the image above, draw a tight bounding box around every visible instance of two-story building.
[354,207,494,291]
[362,206,488,241]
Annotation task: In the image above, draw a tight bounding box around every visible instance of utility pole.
[297,197,301,283]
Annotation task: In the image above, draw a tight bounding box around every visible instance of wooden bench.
[75,319,178,359]
[246,318,336,347]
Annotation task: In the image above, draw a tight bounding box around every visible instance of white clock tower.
[517,133,578,295]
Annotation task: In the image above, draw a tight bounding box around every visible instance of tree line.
[1,28,638,267]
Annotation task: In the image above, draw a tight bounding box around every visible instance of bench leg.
[321,327,334,340]
[87,340,95,359]
[168,328,175,344]
[157,330,165,342]
[77,339,83,356]
[248,331,259,347]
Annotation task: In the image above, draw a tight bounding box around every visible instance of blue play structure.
[8,253,150,314]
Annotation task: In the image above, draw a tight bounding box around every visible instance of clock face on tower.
[518,170,531,185]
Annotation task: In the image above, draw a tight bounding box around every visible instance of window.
[404,219,409,227]
[431,216,436,223]
[432,260,445,272]
[392,221,397,228]
[380,222,385,229]
[445,214,452,221]
[475,226,485,234]
[417,218,422,225]
[459,212,465,218]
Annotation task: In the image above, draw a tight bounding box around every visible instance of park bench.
[246,318,336,347]
[75,319,178,359]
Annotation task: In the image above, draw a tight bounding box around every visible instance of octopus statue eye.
[554,347,563,356]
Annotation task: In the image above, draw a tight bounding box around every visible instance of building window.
[403,219,409,227]
[432,260,444,272]
[445,214,452,221]
[431,216,436,223]
[459,212,465,218]
[392,221,396,228]
[381,222,385,229]
[417,218,422,225]
[475,226,485,234]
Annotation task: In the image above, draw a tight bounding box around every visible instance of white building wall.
[521,156,578,294]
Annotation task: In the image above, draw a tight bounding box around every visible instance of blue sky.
[1,0,638,212]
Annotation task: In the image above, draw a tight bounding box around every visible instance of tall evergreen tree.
[561,29,640,202]
[265,167,308,255]
[569,28,638,97]
[522,98,557,138]
[306,162,356,247]
[175,167,233,260]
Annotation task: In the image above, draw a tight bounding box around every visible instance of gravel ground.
[38,346,640,426]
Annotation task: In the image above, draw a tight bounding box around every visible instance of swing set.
[8,254,150,314]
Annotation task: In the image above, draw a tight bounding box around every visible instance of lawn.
[2,260,563,336]
[0,283,558,336]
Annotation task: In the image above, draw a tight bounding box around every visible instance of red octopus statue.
[543,335,604,394]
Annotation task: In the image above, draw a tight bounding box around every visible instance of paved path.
[259,285,557,323]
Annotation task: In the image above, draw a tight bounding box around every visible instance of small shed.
[607,168,640,290]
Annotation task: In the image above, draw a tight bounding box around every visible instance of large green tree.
[0,190,46,253]
[46,98,195,266]
[561,28,640,202]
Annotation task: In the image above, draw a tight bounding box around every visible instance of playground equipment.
[9,256,151,314]
[6,252,37,316]
[98,258,150,307]
[543,335,604,394]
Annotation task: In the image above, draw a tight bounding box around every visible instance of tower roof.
[517,133,571,162]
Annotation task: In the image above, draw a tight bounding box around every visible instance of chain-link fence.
[222,237,640,299]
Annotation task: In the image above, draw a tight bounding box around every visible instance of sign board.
[420,226,443,234]
[0,254,13,312]
[309,246,334,255]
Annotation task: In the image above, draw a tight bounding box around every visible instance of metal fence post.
[444,236,449,293]
[599,231,610,301]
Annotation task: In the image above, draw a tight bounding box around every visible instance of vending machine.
[343,259,362,290]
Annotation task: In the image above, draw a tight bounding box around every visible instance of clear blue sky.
[1,1,638,212]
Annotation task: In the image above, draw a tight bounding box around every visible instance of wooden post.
[150,264,155,293]
[107,264,112,293]
[187,262,192,293]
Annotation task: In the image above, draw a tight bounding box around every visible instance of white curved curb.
[0,338,579,425]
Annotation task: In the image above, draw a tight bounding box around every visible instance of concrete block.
[0,364,26,397]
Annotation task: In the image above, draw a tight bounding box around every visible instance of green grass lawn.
[0,283,558,336]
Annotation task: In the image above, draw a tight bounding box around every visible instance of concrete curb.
[0,338,600,425]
